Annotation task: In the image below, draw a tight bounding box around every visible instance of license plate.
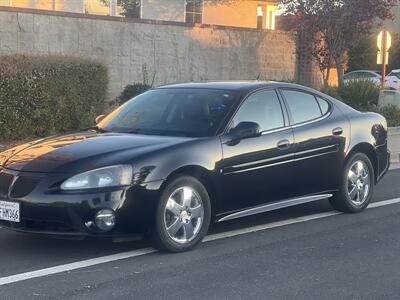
[0,200,20,223]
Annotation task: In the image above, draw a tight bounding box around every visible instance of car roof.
[155,81,310,93]
[345,70,381,76]
[154,80,357,115]
[390,69,400,73]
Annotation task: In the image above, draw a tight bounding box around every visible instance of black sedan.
[0,82,390,252]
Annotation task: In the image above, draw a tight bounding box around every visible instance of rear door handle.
[332,127,343,136]
[277,139,290,150]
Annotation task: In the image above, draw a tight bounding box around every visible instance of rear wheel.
[330,153,374,213]
[152,176,211,252]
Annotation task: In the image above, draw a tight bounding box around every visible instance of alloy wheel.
[164,186,204,244]
[347,160,371,206]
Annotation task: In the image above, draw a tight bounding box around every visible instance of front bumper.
[0,169,163,238]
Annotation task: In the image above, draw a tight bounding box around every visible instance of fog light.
[95,209,116,232]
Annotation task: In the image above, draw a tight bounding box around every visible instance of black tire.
[152,175,211,253]
[329,153,375,213]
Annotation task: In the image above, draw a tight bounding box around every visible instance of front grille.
[0,172,40,198]
[11,176,40,198]
[24,219,75,232]
[0,172,13,196]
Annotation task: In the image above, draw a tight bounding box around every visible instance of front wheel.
[152,176,211,253]
[330,153,374,213]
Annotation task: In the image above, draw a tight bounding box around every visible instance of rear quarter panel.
[346,111,389,180]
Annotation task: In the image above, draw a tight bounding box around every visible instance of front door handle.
[332,127,343,136]
[277,139,290,150]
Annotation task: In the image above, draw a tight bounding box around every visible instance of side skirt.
[217,194,333,222]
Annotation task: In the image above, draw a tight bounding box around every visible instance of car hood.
[0,131,192,174]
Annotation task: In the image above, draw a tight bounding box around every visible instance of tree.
[347,35,377,72]
[99,0,141,18]
[279,0,399,88]
[347,32,400,73]
[389,33,400,71]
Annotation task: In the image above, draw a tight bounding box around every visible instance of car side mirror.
[229,121,261,141]
[95,114,105,124]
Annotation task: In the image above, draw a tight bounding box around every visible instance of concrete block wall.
[0,7,297,100]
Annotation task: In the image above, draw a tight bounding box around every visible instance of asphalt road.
[1,169,400,299]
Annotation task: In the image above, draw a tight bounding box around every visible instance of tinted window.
[317,97,330,115]
[232,90,284,132]
[389,72,400,79]
[282,90,322,124]
[345,72,358,80]
[98,89,237,137]
[360,72,375,79]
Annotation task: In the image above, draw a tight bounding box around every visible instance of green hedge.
[320,79,380,111]
[117,83,151,105]
[0,55,108,141]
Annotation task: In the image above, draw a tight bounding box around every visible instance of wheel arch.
[161,165,219,219]
[346,143,378,184]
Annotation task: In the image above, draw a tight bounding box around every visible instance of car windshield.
[97,88,238,137]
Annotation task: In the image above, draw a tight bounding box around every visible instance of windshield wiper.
[90,126,110,133]
[121,128,146,134]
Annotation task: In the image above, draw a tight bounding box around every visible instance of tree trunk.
[322,65,331,88]
[322,71,328,88]
[334,56,345,89]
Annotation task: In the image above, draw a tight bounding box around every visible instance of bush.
[320,85,342,100]
[0,55,108,141]
[369,105,400,127]
[117,83,151,105]
[339,80,380,110]
[320,80,380,111]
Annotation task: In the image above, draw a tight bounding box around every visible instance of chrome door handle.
[332,127,343,136]
[277,139,290,150]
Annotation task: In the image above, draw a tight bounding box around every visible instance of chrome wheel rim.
[347,160,370,206]
[164,186,204,244]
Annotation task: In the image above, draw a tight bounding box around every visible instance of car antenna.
[256,73,261,81]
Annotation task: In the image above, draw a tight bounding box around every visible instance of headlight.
[61,165,133,191]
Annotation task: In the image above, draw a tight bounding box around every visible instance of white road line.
[369,197,400,208]
[0,248,156,286]
[1,197,400,286]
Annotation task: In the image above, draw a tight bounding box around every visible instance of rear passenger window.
[281,90,322,124]
[317,97,330,115]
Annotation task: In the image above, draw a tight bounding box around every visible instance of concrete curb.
[388,126,400,136]
[388,127,400,169]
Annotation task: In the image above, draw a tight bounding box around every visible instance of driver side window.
[232,90,285,132]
